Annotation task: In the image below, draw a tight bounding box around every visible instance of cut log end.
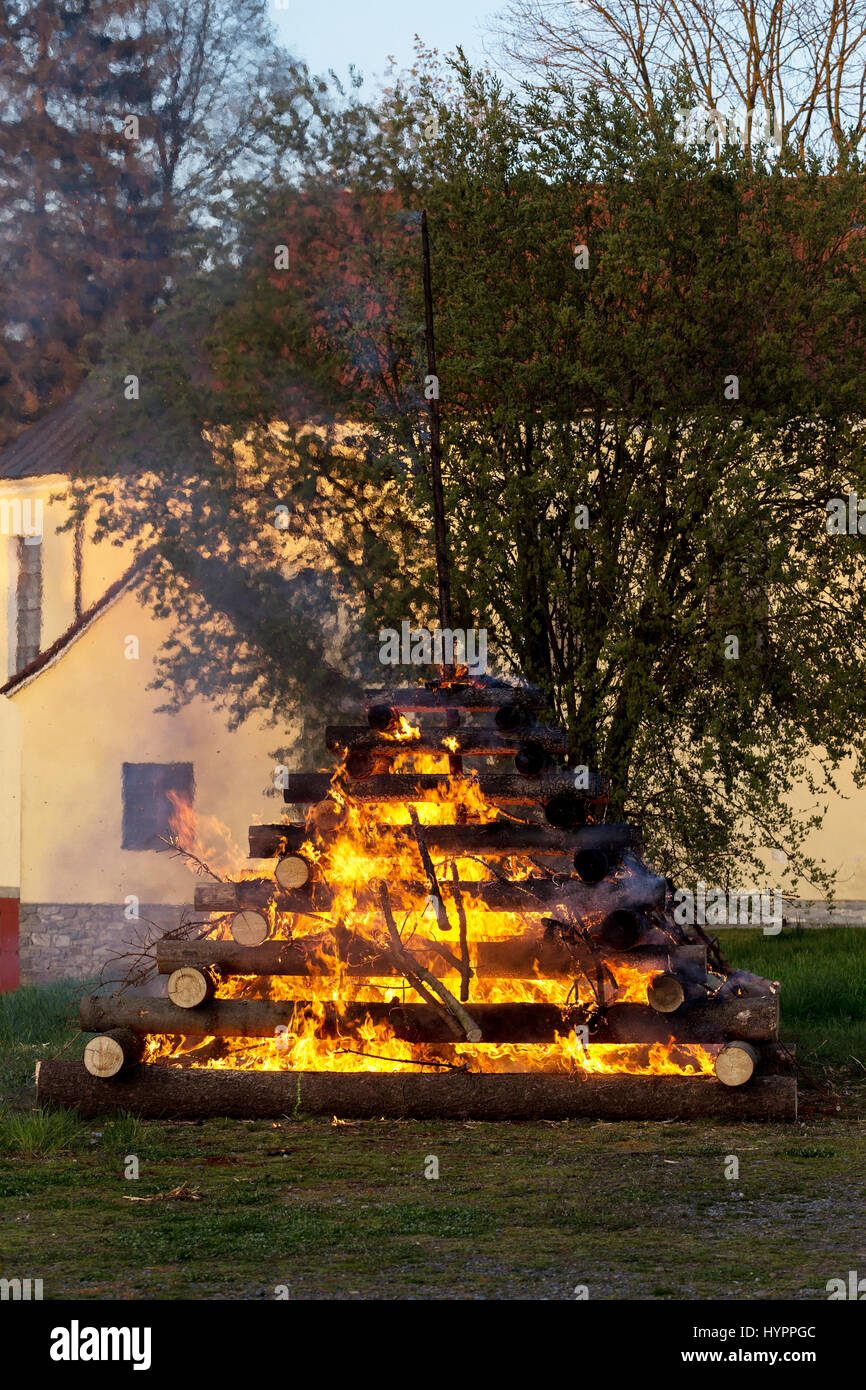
[231,909,270,947]
[274,853,311,890]
[714,1040,759,1087]
[306,799,345,835]
[167,967,215,1010]
[83,1029,144,1078]
[646,973,686,1013]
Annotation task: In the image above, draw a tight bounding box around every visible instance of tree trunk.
[363,683,543,711]
[156,936,706,981]
[193,855,665,917]
[36,1060,797,1122]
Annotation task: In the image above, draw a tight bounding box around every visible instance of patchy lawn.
[1,931,864,1300]
[1,1105,865,1299]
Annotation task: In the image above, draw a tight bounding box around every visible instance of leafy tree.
[78,55,866,893]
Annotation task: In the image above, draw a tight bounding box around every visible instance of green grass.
[0,943,864,1299]
[717,928,866,1070]
[0,1105,84,1157]
[0,978,94,1106]
[0,1113,864,1299]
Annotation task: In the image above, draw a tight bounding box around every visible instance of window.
[122,762,195,851]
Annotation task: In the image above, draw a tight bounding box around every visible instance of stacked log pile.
[37,674,796,1120]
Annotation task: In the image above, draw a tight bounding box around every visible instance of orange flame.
[153,746,718,1079]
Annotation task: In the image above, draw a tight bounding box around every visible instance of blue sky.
[270,0,504,88]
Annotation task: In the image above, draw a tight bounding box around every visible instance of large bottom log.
[35,1061,797,1121]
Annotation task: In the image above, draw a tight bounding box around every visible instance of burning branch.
[378,882,482,1042]
[408,805,451,931]
[449,864,472,1003]
[158,834,226,882]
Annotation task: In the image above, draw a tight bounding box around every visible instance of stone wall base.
[16,898,866,987]
[19,904,190,985]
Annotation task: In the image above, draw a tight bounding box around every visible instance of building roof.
[0,554,151,696]
[0,386,120,481]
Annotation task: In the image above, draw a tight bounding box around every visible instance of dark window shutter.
[122,762,195,851]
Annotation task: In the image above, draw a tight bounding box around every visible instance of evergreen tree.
[0,0,173,441]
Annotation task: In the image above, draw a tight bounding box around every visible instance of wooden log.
[167,967,216,1009]
[194,855,666,917]
[36,1061,798,1121]
[79,985,779,1044]
[282,771,610,806]
[646,973,686,1013]
[248,823,308,857]
[82,1029,144,1078]
[325,725,569,756]
[249,820,641,860]
[364,683,544,712]
[274,854,312,890]
[230,909,270,945]
[156,936,707,981]
[714,1040,759,1086]
[589,983,779,1043]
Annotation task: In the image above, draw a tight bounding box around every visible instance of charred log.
[78,984,779,1044]
[282,771,609,806]
[325,725,568,756]
[249,820,641,861]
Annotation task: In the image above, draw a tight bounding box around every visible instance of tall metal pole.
[422,212,464,775]
[421,209,454,634]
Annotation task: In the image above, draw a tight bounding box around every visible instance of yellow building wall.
[1,476,864,904]
[12,585,289,904]
[1,474,132,682]
[787,759,866,899]
[0,695,21,893]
